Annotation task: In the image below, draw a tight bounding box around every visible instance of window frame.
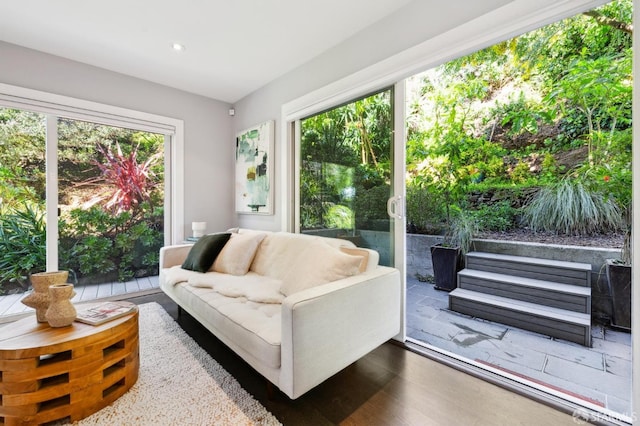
[0,83,185,248]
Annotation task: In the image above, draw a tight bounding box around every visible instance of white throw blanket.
[165,266,285,304]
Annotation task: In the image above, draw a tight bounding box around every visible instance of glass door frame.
[280,0,636,417]
[286,82,408,342]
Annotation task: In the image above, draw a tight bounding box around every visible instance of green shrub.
[522,179,622,235]
[405,185,445,233]
[59,205,163,282]
[324,204,354,230]
[0,204,46,293]
[471,201,518,232]
[353,184,390,229]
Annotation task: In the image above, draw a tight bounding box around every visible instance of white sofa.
[159,229,401,399]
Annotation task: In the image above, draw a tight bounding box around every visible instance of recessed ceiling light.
[171,43,186,52]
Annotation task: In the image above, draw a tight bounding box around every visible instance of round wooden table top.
[0,300,139,425]
[0,301,138,357]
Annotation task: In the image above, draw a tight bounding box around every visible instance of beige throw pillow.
[339,247,369,272]
[279,240,363,296]
[212,232,266,275]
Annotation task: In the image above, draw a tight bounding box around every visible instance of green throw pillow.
[181,233,231,272]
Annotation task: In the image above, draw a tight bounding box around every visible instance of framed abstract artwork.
[235,120,274,214]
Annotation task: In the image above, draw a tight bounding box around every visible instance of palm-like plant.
[0,204,46,292]
[93,142,161,213]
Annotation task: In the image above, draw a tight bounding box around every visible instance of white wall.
[232,0,609,232]
[0,41,235,237]
[231,0,511,231]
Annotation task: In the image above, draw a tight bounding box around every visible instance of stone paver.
[604,328,632,345]
[605,354,633,378]
[481,355,608,408]
[471,337,547,371]
[405,276,633,416]
[503,328,605,370]
[436,309,508,339]
[544,355,631,399]
[409,327,492,363]
[591,336,632,360]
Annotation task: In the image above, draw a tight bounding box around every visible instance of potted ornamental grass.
[431,209,478,291]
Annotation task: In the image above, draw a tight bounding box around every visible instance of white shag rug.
[66,302,281,425]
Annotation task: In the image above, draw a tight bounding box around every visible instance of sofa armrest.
[279,266,401,399]
[159,244,193,269]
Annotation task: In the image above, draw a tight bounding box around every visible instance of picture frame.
[235,120,275,214]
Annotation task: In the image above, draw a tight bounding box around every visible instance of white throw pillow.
[212,232,267,275]
[279,240,363,296]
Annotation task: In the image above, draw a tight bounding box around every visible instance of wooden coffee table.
[0,301,139,425]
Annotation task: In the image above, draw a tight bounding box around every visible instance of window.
[0,83,183,314]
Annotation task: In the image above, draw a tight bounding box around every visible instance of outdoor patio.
[406,275,632,416]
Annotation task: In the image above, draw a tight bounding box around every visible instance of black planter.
[605,260,631,330]
[430,244,461,291]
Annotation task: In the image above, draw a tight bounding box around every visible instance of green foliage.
[0,109,165,289]
[405,0,631,238]
[0,204,46,293]
[59,205,163,282]
[445,208,480,255]
[0,108,46,208]
[509,161,532,184]
[300,90,392,232]
[545,53,631,162]
[470,201,518,232]
[324,205,354,230]
[353,184,390,229]
[493,92,552,137]
[522,179,622,235]
[405,184,445,233]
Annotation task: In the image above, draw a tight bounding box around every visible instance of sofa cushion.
[170,283,282,369]
[181,233,231,272]
[189,271,284,304]
[212,232,267,275]
[279,240,363,296]
[250,232,356,281]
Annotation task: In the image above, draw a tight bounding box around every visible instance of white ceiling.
[0,0,414,103]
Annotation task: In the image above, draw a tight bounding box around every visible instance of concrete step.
[465,251,592,287]
[449,288,591,346]
[457,269,591,314]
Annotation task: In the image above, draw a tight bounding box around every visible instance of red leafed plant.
[94,142,161,213]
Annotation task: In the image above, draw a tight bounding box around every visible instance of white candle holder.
[192,222,207,238]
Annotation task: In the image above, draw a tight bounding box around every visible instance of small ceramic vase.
[21,271,69,322]
[45,283,77,327]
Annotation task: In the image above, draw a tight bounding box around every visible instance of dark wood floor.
[129,292,577,426]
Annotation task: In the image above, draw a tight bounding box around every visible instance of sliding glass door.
[0,107,166,299]
[298,88,396,267]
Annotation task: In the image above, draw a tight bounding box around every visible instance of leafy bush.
[522,179,622,235]
[471,201,518,232]
[324,205,354,230]
[0,204,46,293]
[353,184,390,229]
[405,184,445,233]
[59,205,163,282]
